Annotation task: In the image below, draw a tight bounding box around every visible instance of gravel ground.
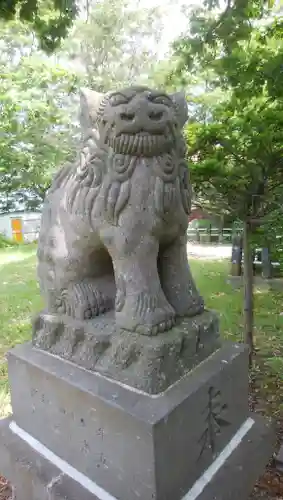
[187,242,232,260]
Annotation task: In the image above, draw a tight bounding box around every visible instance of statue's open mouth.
[106,131,173,157]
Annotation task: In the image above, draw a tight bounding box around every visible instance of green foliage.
[0,3,167,212]
[0,2,167,212]
[172,15,283,226]
[0,234,17,248]
[170,0,278,81]
[265,356,283,376]
[60,0,163,92]
[186,91,283,221]
[0,20,80,212]
[0,0,78,52]
[167,0,283,353]
[191,218,212,229]
[261,203,283,269]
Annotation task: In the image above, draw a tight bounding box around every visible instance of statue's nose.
[119,111,135,123]
[147,110,164,121]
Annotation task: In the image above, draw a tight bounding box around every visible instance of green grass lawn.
[0,245,282,418]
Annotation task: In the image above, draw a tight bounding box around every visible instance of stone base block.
[32,309,220,394]
[5,341,274,500]
[275,444,283,472]
[0,414,274,500]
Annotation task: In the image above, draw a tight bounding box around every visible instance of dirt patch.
[0,476,11,500]
[248,359,283,499]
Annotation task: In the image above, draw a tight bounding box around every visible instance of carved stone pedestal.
[32,309,220,394]
[0,341,274,500]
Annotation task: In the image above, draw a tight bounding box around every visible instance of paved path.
[187,243,232,260]
[0,245,231,267]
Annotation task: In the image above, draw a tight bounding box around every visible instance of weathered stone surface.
[3,341,274,500]
[7,341,256,500]
[0,414,275,500]
[0,418,97,500]
[275,443,283,472]
[192,413,275,500]
[35,85,204,341]
[32,309,220,393]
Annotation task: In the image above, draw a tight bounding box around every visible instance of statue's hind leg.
[60,274,115,320]
[40,245,116,321]
[34,249,116,350]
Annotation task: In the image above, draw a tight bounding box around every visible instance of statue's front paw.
[185,296,205,317]
[116,292,176,336]
[135,316,176,336]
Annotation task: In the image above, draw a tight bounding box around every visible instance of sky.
[138,0,283,56]
[63,0,197,74]
[134,0,197,55]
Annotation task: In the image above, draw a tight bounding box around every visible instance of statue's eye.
[109,93,129,106]
[150,95,172,107]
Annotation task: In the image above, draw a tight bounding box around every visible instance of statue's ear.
[79,87,104,130]
[170,91,188,127]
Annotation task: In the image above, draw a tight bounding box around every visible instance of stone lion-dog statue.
[37,85,204,336]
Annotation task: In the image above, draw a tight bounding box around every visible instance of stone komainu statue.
[37,86,204,336]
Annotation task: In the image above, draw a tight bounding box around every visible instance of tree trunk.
[243,220,254,367]
[231,233,243,276]
[262,246,272,279]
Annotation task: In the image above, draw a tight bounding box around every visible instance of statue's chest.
[125,155,182,206]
